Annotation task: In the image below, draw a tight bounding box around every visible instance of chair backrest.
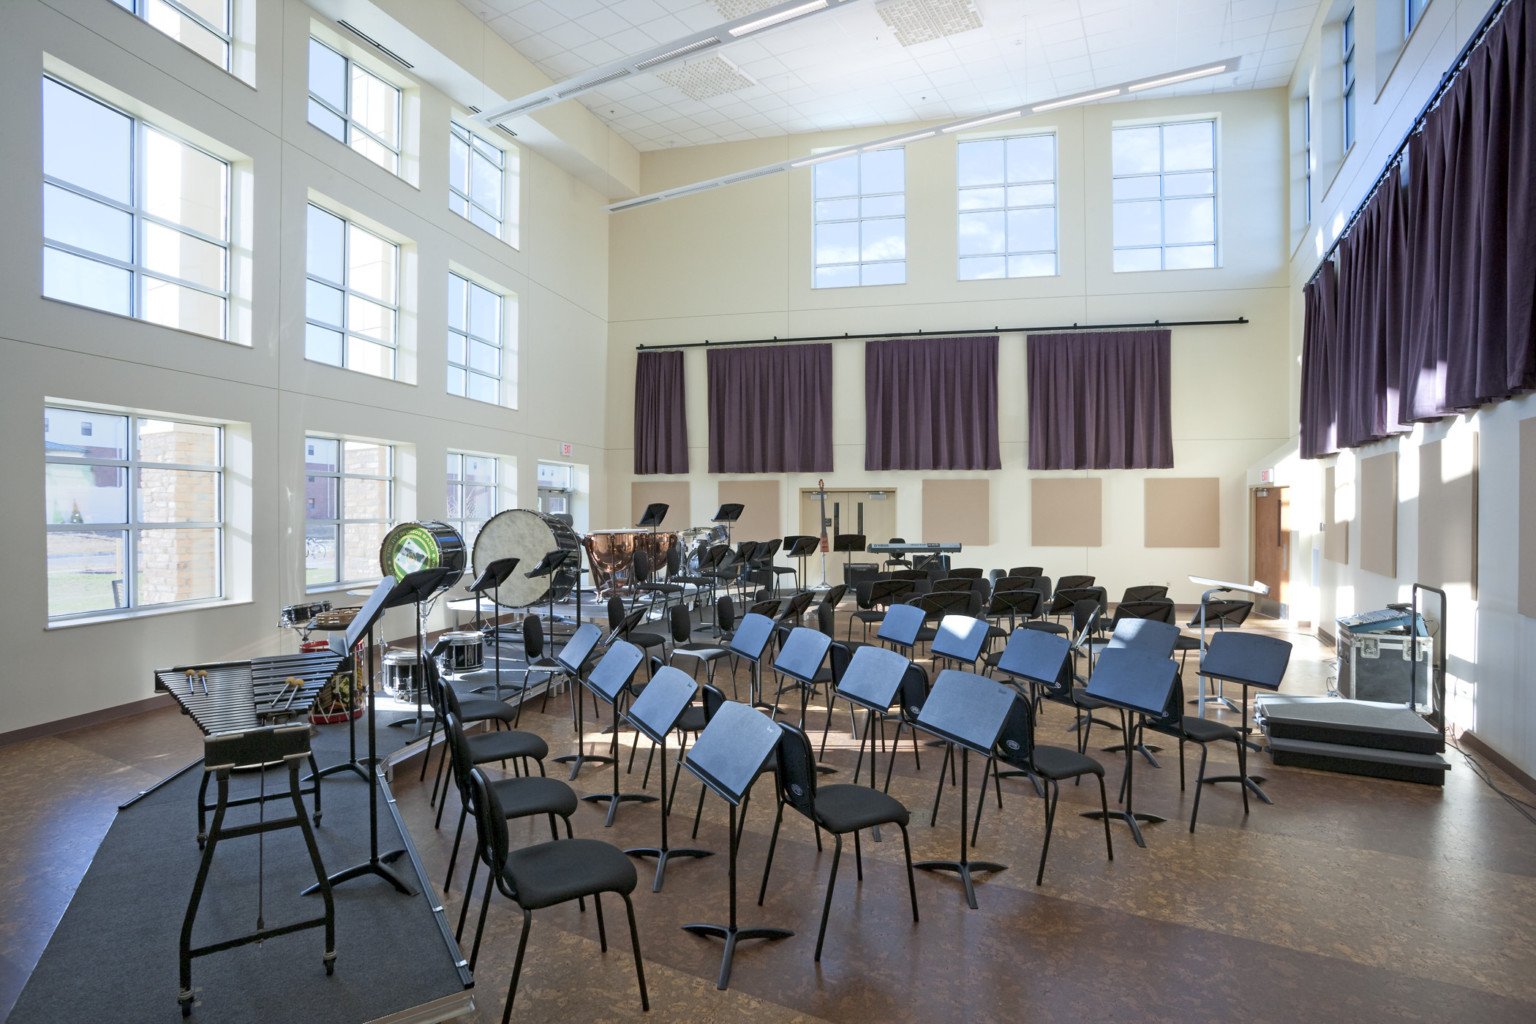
[827,642,851,687]
[773,723,820,818]
[670,603,693,644]
[1143,669,1186,732]
[467,767,510,877]
[716,594,736,632]
[1009,566,1044,578]
[816,600,836,637]
[666,541,683,577]
[607,595,628,632]
[949,567,983,580]
[633,548,652,585]
[1120,584,1169,603]
[1069,600,1101,653]
[444,711,474,794]
[522,614,544,660]
[993,696,1035,772]
[819,583,847,610]
[890,569,928,582]
[896,664,929,722]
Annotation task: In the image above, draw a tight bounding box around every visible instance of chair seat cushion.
[1173,636,1203,651]
[1020,621,1068,635]
[675,707,707,733]
[1029,744,1104,780]
[503,838,638,909]
[627,630,667,649]
[469,728,549,764]
[812,784,910,833]
[672,644,729,662]
[490,775,578,820]
[456,697,519,724]
[852,610,887,623]
[1180,716,1240,743]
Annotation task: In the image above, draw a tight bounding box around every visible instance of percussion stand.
[304,572,446,897]
[465,558,518,700]
[527,548,579,645]
[386,582,442,744]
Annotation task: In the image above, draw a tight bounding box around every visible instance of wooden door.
[799,489,896,583]
[1252,486,1289,616]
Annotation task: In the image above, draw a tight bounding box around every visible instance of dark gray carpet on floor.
[7,709,471,1024]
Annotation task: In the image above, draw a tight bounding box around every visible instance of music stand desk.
[769,627,831,727]
[581,641,655,827]
[727,613,776,707]
[1196,632,1291,804]
[552,623,608,778]
[680,702,790,990]
[931,614,989,667]
[913,670,1017,908]
[1082,648,1178,848]
[876,602,926,653]
[827,646,909,788]
[463,558,518,696]
[623,667,711,891]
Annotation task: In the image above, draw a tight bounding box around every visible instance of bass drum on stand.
[379,521,466,590]
[472,509,581,608]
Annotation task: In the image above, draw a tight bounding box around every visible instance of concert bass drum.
[379,521,466,590]
[472,509,581,607]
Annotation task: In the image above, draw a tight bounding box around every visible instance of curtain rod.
[634,317,1249,351]
[1304,0,1513,290]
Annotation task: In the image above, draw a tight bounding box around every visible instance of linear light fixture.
[729,0,829,37]
[604,56,1241,213]
[473,0,859,129]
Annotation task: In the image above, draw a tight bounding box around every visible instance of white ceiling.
[455,0,1321,151]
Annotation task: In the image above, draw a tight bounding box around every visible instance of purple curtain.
[1335,175,1410,449]
[1027,330,1174,470]
[865,335,1000,471]
[707,344,833,473]
[1300,261,1340,459]
[633,350,688,474]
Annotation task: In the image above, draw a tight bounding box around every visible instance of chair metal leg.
[1036,779,1058,886]
[899,824,919,922]
[815,835,843,962]
[1097,774,1114,864]
[445,804,466,891]
[853,828,863,880]
[757,800,785,906]
[593,893,608,951]
[1190,743,1210,832]
[622,893,650,1012]
[470,869,494,971]
[502,909,533,1024]
[456,854,479,943]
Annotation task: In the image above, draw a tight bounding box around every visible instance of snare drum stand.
[386,592,437,744]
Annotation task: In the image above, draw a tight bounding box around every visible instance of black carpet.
[7,709,472,1024]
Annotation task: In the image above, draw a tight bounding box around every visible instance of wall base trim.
[0,693,174,748]
[1459,729,1536,799]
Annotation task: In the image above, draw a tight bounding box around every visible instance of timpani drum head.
[379,521,466,590]
[472,509,581,607]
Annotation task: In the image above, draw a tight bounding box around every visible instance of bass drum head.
[379,521,466,590]
[473,509,580,607]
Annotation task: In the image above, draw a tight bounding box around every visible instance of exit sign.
[560,442,573,457]
[1259,468,1274,484]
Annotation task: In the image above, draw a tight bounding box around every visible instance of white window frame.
[446,451,502,551]
[812,149,907,288]
[45,405,224,622]
[536,461,574,518]
[42,76,232,340]
[1304,93,1314,222]
[305,203,401,379]
[956,132,1059,280]
[307,37,402,176]
[1111,119,1219,272]
[304,436,394,591]
[1343,9,1357,153]
[111,0,234,72]
[446,271,508,406]
[1406,0,1431,38]
[449,119,508,240]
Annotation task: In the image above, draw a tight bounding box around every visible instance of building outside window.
[957,133,1058,279]
[1343,9,1357,152]
[111,0,233,70]
[42,77,231,340]
[1111,119,1218,272]
[447,452,498,550]
[305,204,400,379]
[307,38,401,175]
[304,437,392,587]
[449,120,506,238]
[447,273,505,405]
[45,406,223,620]
[812,148,906,288]
[536,461,573,518]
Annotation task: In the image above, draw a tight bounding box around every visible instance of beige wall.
[1,0,618,734]
[606,88,1294,605]
[1278,0,1536,777]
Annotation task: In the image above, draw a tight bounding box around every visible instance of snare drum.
[442,630,484,672]
[472,509,581,607]
[382,649,424,703]
[278,600,331,629]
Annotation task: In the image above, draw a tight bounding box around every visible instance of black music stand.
[581,641,656,826]
[876,602,926,656]
[823,645,910,788]
[1082,647,1179,848]
[1196,631,1291,805]
[712,503,744,549]
[930,614,989,670]
[550,622,607,779]
[384,566,455,743]
[913,669,1015,908]
[466,557,518,699]
[726,612,776,709]
[680,701,790,990]
[833,533,866,587]
[623,666,712,890]
[1098,618,1179,766]
[768,626,831,729]
[312,579,389,785]
[1187,575,1269,715]
[782,535,821,594]
[527,547,578,643]
[307,571,446,896]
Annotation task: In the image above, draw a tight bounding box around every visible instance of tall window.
[1406,0,1431,37]
[957,133,1058,279]
[449,120,505,238]
[447,273,505,404]
[536,462,573,518]
[1304,94,1314,222]
[1111,120,1217,272]
[812,149,906,288]
[307,38,401,175]
[447,452,498,550]
[45,407,223,620]
[305,204,400,379]
[111,0,232,70]
[1343,9,1357,152]
[304,437,392,588]
[43,78,231,339]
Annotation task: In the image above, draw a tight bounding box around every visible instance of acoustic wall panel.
[1032,478,1102,547]
[630,481,691,531]
[1324,465,1349,564]
[1359,453,1397,578]
[717,480,782,543]
[922,479,990,547]
[1418,435,1478,599]
[1522,419,1536,618]
[1144,478,1220,547]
